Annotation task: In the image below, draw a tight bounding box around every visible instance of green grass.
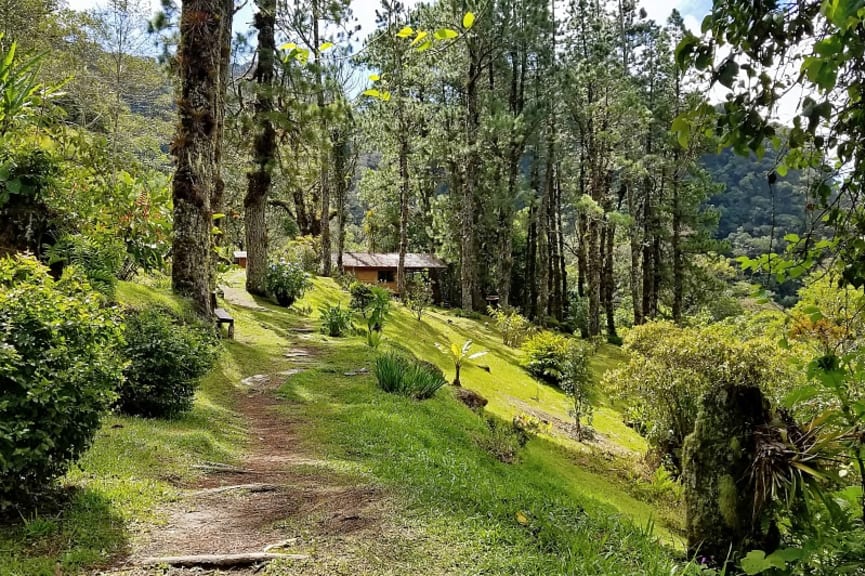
[1,274,690,575]
[0,281,260,576]
[293,277,647,454]
[271,333,691,574]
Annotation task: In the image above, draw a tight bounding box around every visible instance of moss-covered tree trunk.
[682,384,776,566]
[171,0,229,315]
[245,0,277,297]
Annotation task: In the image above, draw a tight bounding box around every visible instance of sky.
[64,0,712,38]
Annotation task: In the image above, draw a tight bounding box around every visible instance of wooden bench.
[211,292,234,339]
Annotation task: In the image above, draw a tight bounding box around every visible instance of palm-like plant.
[435,339,488,387]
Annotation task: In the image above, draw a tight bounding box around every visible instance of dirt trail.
[101,346,389,576]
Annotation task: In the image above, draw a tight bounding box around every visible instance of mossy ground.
[1,273,691,575]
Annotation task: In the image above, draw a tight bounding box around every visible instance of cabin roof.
[339,252,446,269]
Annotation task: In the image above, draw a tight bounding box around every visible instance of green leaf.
[396,26,414,38]
[416,40,433,52]
[463,12,476,29]
[410,30,428,46]
[674,35,698,68]
[741,550,773,575]
[278,42,297,51]
[434,28,459,40]
[369,73,380,82]
[6,178,21,195]
[717,59,739,89]
[776,162,788,177]
[362,88,381,98]
[671,115,690,148]
[319,42,334,52]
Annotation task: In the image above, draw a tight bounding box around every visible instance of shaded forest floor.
[1,274,688,576]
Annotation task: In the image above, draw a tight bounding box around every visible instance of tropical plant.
[319,302,352,337]
[434,339,488,387]
[0,256,123,505]
[374,351,446,399]
[521,331,574,386]
[44,232,125,298]
[265,259,311,306]
[117,307,218,418]
[0,36,59,135]
[489,306,535,347]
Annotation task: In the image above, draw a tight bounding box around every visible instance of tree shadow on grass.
[0,486,129,575]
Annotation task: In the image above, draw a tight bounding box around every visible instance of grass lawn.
[1,273,692,575]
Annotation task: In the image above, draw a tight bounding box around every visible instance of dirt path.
[102,347,390,576]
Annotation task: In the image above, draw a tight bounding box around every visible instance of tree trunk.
[603,220,617,338]
[397,122,410,297]
[244,0,276,297]
[587,215,601,337]
[171,0,229,315]
[211,0,233,277]
[460,55,479,311]
[314,0,331,276]
[333,129,349,273]
[627,181,643,325]
[537,149,551,326]
[672,176,683,323]
[642,177,655,319]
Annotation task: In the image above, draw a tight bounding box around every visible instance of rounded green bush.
[117,307,218,418]
[0,256,123,505]
[265,260,311,307]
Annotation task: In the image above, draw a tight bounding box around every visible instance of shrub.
[478,417,529,463]
[374,351,446,400]
[265,260,311,307]
[521,331,574,386]
[489,306,535,347]
[349,281,374,316]
[605,321,797,473]
[405,271,433,320]
[319,303,352,337]
[0,256,123,504]
[117,307,218,418]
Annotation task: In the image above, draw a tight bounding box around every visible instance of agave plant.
[434,339,488,387]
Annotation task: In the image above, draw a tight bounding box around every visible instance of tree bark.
[627,181,643,325]
[460,53,480,311]
[171,0,230,315]
[245,0,276,297]
[603,219,617,338]
[314,0,332,276]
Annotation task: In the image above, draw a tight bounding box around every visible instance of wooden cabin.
[339,252,446,295]
[233,251,247,268]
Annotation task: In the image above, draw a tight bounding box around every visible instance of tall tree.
[170,0,232,314]
[245,0,278,296]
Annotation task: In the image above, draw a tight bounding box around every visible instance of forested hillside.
[2,0,865,575]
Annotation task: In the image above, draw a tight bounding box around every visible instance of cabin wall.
[346,267,397,293]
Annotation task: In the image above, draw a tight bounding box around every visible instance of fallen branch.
[191,464,255,474]
[263,537,299,552]
[191,483,278,496]
[138,552,309,568]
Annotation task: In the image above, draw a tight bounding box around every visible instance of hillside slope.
[2,275,693,575]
